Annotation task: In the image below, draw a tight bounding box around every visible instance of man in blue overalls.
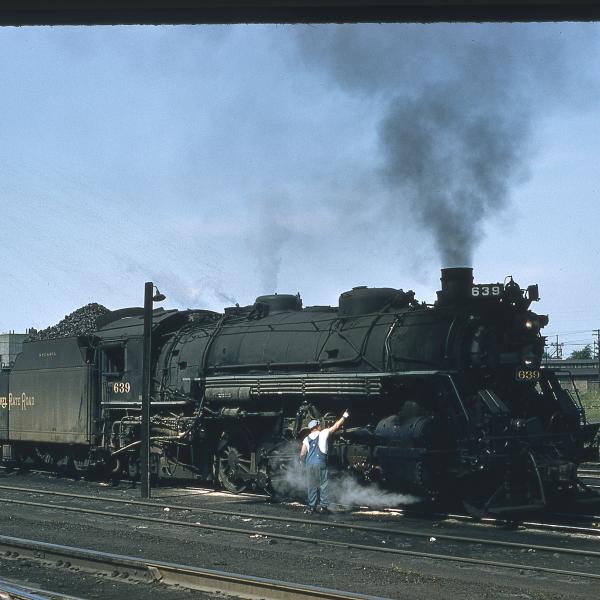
[299,410,349,514]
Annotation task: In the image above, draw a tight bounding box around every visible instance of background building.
[543,358,599,392]
[0,333,28,368]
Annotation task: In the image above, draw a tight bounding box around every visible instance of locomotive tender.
[1,267,597,515]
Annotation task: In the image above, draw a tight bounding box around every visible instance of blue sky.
[1,24,598,356]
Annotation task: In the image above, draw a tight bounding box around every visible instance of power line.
[544,330,597,337]
[548,335,564,359]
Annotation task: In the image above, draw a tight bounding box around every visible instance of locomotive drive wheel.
[217,439,253,494]
[459,473,502,520]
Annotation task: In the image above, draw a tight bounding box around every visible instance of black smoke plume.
[294,24,591,266]
[380,82,529,265]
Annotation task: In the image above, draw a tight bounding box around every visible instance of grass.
[578,390,600,422]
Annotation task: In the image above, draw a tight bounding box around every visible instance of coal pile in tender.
[29,303,110,340]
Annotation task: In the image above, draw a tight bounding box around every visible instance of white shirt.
[302,428,331,454]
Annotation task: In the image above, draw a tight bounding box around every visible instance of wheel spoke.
[218,440,252,493]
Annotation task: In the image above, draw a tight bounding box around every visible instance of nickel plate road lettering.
[0,393,36,411]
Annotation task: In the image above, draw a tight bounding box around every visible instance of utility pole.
[141,282,154,499]
[549,335,563,360]
[595,329,600,393]
[141,282,166,499]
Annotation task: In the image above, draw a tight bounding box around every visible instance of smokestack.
[436,267,473,306]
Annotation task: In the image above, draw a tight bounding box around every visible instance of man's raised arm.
[328,410,349,434]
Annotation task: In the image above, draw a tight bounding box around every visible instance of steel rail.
[550,511,600,521]
[455,512,600,537]
[2,494,600,579]
[2,484,600,554]
[5,478,600,541]
[1,483,600,555]
[577,480,600,489]
[0,535,380,600]
[0,578,85,600]
[383,506,600,536]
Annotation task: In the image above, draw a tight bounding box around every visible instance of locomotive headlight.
[518,313,548,335]
[519,314,540,334]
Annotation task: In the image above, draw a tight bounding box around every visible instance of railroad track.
[381,506,600,536]
[2,482,600,542]
[578,465,600,480]
[2,479,599,539]
[0,577,84,600]
[577,463,600,490]
[578,464,600,474]
[1,484,600,582]
[0,535,380,600]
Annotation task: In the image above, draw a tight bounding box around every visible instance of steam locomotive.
[1,268,597,515]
